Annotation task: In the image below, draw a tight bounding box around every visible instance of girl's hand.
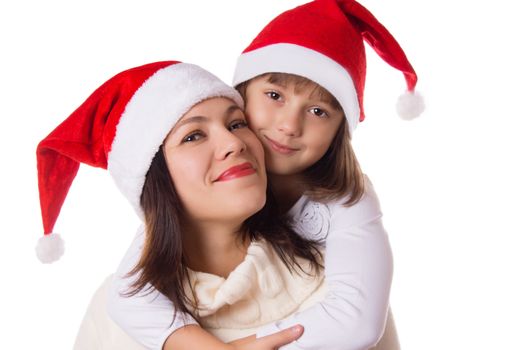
[229,325,304,350]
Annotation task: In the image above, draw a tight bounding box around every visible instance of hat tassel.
[36,233,65,264]
[396,90,425,120]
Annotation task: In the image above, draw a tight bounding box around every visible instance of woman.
[36,60,320,349]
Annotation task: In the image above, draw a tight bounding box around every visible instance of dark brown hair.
[237,73,365,206]
[127,149,323,323]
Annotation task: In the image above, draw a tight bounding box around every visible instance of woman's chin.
[219,181,267,212]
[230,189,267,219]
[188,188,267,224]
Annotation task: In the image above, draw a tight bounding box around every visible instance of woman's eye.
[265,91,282,101]
[229,120,248,131]
[309,107,328,118]
[182,131,204,143]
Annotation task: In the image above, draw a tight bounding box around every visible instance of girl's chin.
[265,165,306,177]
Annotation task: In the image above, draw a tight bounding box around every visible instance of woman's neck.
[268,173,306,214]
[182,219,249,278]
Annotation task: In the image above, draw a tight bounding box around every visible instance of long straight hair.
[126,149,323,322]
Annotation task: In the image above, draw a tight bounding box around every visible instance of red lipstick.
[216,162,256,182]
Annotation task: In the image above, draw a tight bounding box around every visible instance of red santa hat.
[233,0,424,132]
[36,61,243,263]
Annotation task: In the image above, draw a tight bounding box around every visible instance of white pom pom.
[396,91,425,120]
[36,233,65,264]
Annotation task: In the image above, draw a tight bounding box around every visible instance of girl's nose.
[276,107,303,137]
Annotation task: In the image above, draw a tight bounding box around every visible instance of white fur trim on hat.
[108,63,243,217]
[233,43,360,132]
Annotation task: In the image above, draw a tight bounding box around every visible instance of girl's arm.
[107,227,304,350]
[256,176,393,350]
[106,226,198,350]
[163,324,304,350]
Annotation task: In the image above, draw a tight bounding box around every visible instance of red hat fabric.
[233,0,423,132]
[36,61,243,263]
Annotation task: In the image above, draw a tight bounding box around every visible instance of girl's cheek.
[246,111,263,129]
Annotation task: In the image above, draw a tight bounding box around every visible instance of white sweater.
[106,175,395,350]
[182,240,326,341]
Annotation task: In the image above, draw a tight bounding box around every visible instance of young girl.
[107,0,423,349]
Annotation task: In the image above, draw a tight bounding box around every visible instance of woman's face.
[164,97,266,224]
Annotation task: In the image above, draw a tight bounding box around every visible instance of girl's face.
[163,97,266,223]
[244,76,344,176]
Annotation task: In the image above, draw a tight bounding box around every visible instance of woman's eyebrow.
[225,104,243,116]
[172,104,242,131]
[175,115,208,129]
[166,116,207,139]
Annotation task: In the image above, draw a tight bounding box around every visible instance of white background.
[1,0,524,349]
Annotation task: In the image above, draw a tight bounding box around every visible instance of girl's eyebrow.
[309,92,333,105]
[265,77,287,88]
[264,78,334,106]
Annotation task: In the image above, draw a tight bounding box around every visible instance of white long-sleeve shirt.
[107,175,393,350]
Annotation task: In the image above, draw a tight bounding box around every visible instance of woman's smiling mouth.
[215,162,256,182]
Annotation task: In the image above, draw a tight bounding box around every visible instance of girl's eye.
[182,131,204,143]
[309,107,328,118]
[229,120,248,131]
[265,91,282,101]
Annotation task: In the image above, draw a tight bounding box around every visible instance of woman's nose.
[215,129,246,160]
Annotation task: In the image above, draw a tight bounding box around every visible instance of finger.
[258,325,304,348]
